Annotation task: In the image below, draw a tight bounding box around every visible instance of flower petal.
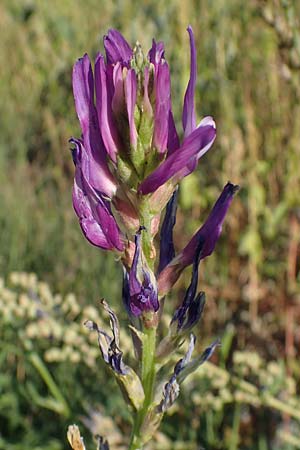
[167,111,180,155]
[72,56,116,197]
[72,140,124,251]
[73,164,114,250]
[182,26,197,137]
[158,188,178,274]
[158,182,239,294]
[181,182,239,265]
[124,69,138,149]
[95,53,120,162]
[153,62,171,155]
[139,120,216,194]
[104,29,133,66]
[148,39,165,67]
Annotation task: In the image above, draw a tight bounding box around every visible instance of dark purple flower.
[158,182,239,295]
[171,238,206,332]
[128,229,159,316]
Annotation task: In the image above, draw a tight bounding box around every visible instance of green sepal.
[115,366,145,411]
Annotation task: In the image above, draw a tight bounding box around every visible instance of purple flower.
[71,138,124,251]
[158,182,239,295]
[128,229,159,316]
[171,239,206,332]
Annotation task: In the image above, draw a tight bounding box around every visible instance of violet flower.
[158,182,239,295]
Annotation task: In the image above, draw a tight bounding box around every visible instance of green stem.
[129,326,157,450]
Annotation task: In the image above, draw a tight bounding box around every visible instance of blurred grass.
[1,0,300,448]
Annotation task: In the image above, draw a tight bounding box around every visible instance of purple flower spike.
[153,62,171,155]
[104,29,133,66]
[158,182,238,295]
[139,119,216,195]
[182,26,197,137]
[128,229,159,316]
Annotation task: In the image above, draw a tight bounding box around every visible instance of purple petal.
[95,54,120,162]
[181,182,239,265]
[167,111,180,155]
[73,164,114,250]
[143,66,153,117]
[153,62,171,155]
[129,232,143,296]
[139,119,216,194]
[128,230,159,316]
[112,62,125,116]
[158,188,178,274]
[157,183,238,294]
[148,39,165,67]
[72,141,124,251]
[72,56,116,197]
[124,69,138,149]
[182,26,197,137]
[104,29,133,66]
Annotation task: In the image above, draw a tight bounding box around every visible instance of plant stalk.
[128,326,157,450]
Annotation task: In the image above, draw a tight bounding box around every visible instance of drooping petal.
[72,140,124,252]
[182,26,197,137]
[158,182,239,295]
[139,119,216,195]
[153,62,171,155]
[72,162,114,250]
[95,53,120,162]
[124,69,138,149]
[181,182,239,265]
[72,56,116,197]
[104,29,133,66]
[158,187,178,274]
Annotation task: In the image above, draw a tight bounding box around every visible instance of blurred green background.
[1,0,300,449]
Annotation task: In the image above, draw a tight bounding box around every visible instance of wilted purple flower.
[128,229,159,316]
[158,182,239,295]
[85,300,128,375]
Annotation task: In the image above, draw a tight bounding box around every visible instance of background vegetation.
[1,0,300,449]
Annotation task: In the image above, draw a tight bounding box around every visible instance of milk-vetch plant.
[69,27,238,450]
